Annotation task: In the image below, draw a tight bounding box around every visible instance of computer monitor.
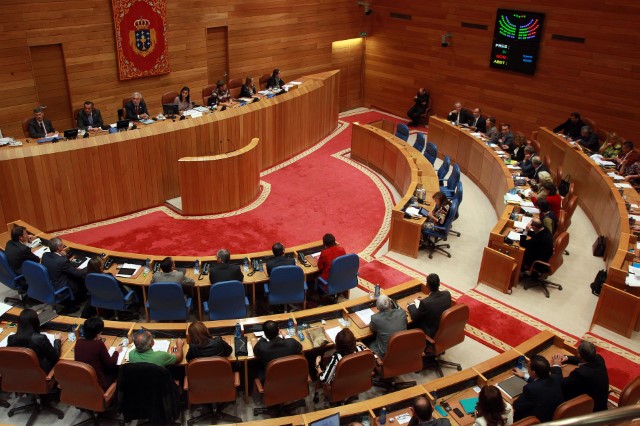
[63,129,78,139]
[162,103,179,116]
[309,413,340,426]
[116,119,130,130]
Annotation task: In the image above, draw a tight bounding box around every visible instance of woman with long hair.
[186,321,232,362]
[173,86,191,112]
[315,328,367,384]
[7,308,62,373]
[474,385,513,426]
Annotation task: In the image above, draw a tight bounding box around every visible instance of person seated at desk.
[497,123,515,153]
[622,155,640,187]
[598,132,623,158]
[5,225,39,276]
[407,273,451,338]
[603,139,634,165]
[317,233,347,285]
[474,385,513,426]
[532,182,561,218]
[266,68,285,90]
[8,308,62,373]
[617,147,640,181]
[74,317,120,390]
[528,156,549,183]
[76,100,104,131]
[124,91,149,121]
[576,125,600,152]
[512,354,563,423]
[507,134,526,163]
[151,256,195,288]
[421,192,451,237]
[240,76,260,99]
[407,87,430,127]
[265,242,295,276]
[446,101,472,126]
[315,328,366,384]
[28,106,55,139]
[470,107,487,133]
[254,320,302,376]
[185,321,232,362]
[128,330,184,366]
[41,237,88,302]
[368,294,407,358]
[87,256,135,298]
[518,146,536,177]
[173,86,192,112]
[209,248,244,284]
[551,340,609,412]
[485,117,499,143]
[553,112,584,140]
[536,199,557,235]
[408,396,451,426]
[207,80,235,108]
[519,218,554,272]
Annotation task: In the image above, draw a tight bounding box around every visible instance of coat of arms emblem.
[129,17,156,57]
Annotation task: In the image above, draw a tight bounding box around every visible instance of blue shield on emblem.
[135,29,152,52]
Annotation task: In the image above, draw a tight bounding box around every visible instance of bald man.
[519,218,554,270]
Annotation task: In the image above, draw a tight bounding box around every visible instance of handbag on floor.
[592,235,606,257]
[559,174,571,196]
[590,269,607,296]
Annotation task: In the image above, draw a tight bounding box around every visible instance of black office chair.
[421,199,459,259]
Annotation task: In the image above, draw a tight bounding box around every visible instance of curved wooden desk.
[0,71,339,232]
[178,137,261,215]
[351,121,439,258]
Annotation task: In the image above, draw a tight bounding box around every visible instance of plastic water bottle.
[517,355,526,371]
[243,258,249,273]
[374,284,380,298]
[287,318,295,336]
[143,258,151,276]
[234,323,242,338]
[297,329,305,341]
[194,259,200,275]
[68,330,76,342]
[379,407,387,425]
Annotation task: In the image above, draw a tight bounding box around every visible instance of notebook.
[497,375,528,398]
[459,397,479,414]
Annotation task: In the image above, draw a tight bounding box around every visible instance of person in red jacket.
[317,233,346,284]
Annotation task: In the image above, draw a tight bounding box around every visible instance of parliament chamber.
[0,0,639,425]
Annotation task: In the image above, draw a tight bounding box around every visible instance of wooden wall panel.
[0,0,365,137]
[206,26,228,84]
[364,1,640,139]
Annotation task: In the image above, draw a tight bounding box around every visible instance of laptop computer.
[64,129,78,139]
[116,119,130,130]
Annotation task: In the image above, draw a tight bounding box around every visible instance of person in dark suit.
[446,102,473,126]
[28,107,55,138]
[265,242,295,276]
[209,248,244,284]
[519,146,536,178]
[76,100,104,131]
[124,92,149,121]
[407,87,430,127]
[519,218,554,271]
[8,308,62,373]
[254,320,302,378]
[513,354,564,422]
[151,256,195,287]
[469,107,487,133]
[551,340,610,412]
[186,321,232,362]
[5,225,39,275]
[553,112,584,140]
[240,76,260,99]
[41,237,88,300]
[497,123,515,152]
[407,273,451,338]
[577,125,600,152]
[530,156,550,182]
[368,294,407,358]
[266,68,285,90]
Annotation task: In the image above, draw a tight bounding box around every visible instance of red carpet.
[358,260,413,289]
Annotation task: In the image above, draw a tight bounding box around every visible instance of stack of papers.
[520,200,535,207]
[108,347,128,365]
[153,339,171,352]
[116,263,141,278]
[521,206,540,214]
[405,206,420,216]
[33,246,50,259]
[325,326,342,344]
[507,231,523,241]
[615,183,633,189]
[289,81,303,85]
[607,172,625,181]
[504,193,523,204]
[355,308,375,326]
[625,274,640,287]
[591,154,616,167]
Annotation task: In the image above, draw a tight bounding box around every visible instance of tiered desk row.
[426,117,640,339]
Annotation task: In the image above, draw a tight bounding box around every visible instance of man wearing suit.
[407,273,451,338]
[497,123,515,152]
[28,107,55,138]
[151,257,195,287]
[209,248,244,284]
[446,101,473,126]
[519,218,554,271]
[469,107,487,133]
[266,68,285,90]
[265,242,295,276]
[254,320,302,378]
[41,237,87,300]
[530,156,550,182]
[5,225,39,276]
[551,340,610,412]
[369,294,407,358]
[577,125,600,152]
[553,112,584,140]
[124,92,149,121]
[76,100,104,131]
[513,355,564,422]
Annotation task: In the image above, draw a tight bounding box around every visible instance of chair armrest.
[425,335,435,346]
[303,281,308,291]
[307,374,312,384]
[203,301,209,314]
[254,378,264,394]
[123,290,135,302]
[263,283,269,294]
[375,356,384,367]
[13,274,24,284]
[185,298,193,310]
[183,375,189,391]
[46,368,55,382]
[317,277,328,286]
[234,372,240,387]
[529,260,551,273]
[145,300,149,309]
[244,297,249,307]
[103,382,117,405]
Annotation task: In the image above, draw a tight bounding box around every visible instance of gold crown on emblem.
[134,17,150,30]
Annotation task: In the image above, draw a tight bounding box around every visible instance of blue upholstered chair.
[146,282,192,321]
[413,132,426,153]
[22,260,74,308]
[437,156,451,187]
[450,181,463,237]
[425,142,438,166]
[440,163,460,198]
[317,254,359,298]
[85,273,136,319]
[421,199,459,259]
[395,124,409,142]
[203,280,248,320]
[264,265,307,312]
[0,250,27,305]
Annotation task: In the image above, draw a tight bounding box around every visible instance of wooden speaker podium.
[178,137,261,215]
